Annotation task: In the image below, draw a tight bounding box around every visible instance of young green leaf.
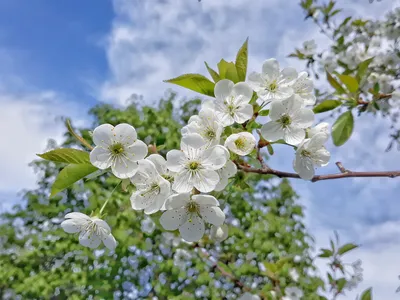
[164,73,215,97]
[51,164,98,197]
[318,248,333,258]
[326,71,346,94]
[332,111,354,146]
[313,100,342,113]
[360,288,372,300]
[204,62,221,83]
[37,148,91,164]
[337,243,358,255]
[235,38,248,82]
[337,74,359,93]
[357,57,374,81]
[218,59,239,83]
[258,109,270,116]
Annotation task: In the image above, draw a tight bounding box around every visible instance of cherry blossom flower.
[61,212,116,250]
[261,95,314,145]
[292,72,316,106]
[283,287,303,300]
[210,224,229,242]
[224,132,256,156]
[160,193,225,242]
[248,58,297,103]
[90,123,148,179]
[214,79,253,126]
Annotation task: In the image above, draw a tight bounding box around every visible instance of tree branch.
[236,161,400,182]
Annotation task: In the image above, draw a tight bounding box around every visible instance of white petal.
[309,123,329,140]
[233,104,253,124]
[111,158,139,179]
[214,79,234,101]
[215,110,235,127]
[193,169,220,193]
[166,150,186,173]
[247,72,265,92]
[130,191,154,210]
[146,154,168,175]
[201,99,215,110]
[293,155,315,180]
[282,95,302,114]
[61,219,86,233]
[291,108,314,128]
[125,140,148,161]
[192,194,219,206]
[302,93,316,106]
[224,160,237,177]
[232,82,253,101]
[202,145,229,170]
[307,133,328,151]
[93,219,111,233]
[269,101,286,121]
[102,234,117,250]
[113,123,137,145]
[199,205,225,226]
[179,214,205,242]
[172,170,194,193]
[262,58,279,82]
[280,67,298,84]
[284,126,305,146]
[79,231,102,249]
[261,122,285,142]
[160,208,188,230]
[181,133,207,149]
[92,124,114,147]
[65,212,91,220]
[144,195,167,215]
[313,148,331,166]
[90,146,112,170]
[214,176,229,191]
[165,193,191,209]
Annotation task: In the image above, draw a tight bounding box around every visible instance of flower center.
[234,137,246,150]
[109,143,125,155]
[301,149,311,157]
[140,183,160,197]
[206,129,215,139]
[162,174,174,182]
[268,81,278,91]
[279,114,292,126]
[189,161,200,170]
[186,201,199,213]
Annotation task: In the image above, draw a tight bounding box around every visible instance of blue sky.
[1,0,400,298]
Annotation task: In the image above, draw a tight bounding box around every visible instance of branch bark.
[236,161,400,182]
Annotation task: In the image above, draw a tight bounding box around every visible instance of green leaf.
[249,91,258,104]
[218,59,239,83]
[204,62,221,83]
[37,148,90,164]
[258,109,270,116]
[267,144,274,156]
[313,100,342,113]
[318,248,333,258]
[360,288,372,300]
[337,74,359,93]
[336,277,347,292]
[337,243,358,255]
[51,164,98,197]
[332,111,354,146]
[235,38,248,82]
[164,73,215,97]
[326,71,346,94]
[357,57,374,81]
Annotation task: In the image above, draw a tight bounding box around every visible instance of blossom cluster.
[61,58,331,248]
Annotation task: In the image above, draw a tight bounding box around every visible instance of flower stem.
[99,180,122,215]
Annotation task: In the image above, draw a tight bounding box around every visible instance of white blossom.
[283,287,303,300]
[292,72,316,106]
[173,248,192,269]
[308,122,330,140]
[90,123,148,179]
[141,217,156,234]
[289,268,300,282]
[224,132,256,156]
[61,212,116,250]
[146,154,175,182]
[293,133,330,180]
[238,292,261,300]
[160,193,225,242]
[166,143,228,193]
[248,58,297,104]
[130,159,170,214]
[214,79,253,126]
[210,224,229,242]
[214,160,237,191]
[302,40,317,56]
[181,106,224,148]
[261,95,314,145]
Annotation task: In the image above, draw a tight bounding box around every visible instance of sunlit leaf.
[313,100,342,113]
[332,111,354,146]
[235,38,248,82]
[164,73,215,97]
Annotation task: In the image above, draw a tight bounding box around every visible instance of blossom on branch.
[89,123,148,179]
[160,193,225,242]
[61,212,116,250]
[224,132,256,156]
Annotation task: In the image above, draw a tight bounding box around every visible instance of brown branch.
[235,161,400,182]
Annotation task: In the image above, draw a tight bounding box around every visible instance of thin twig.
[66,119,93,150]
[235,161,400,182]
